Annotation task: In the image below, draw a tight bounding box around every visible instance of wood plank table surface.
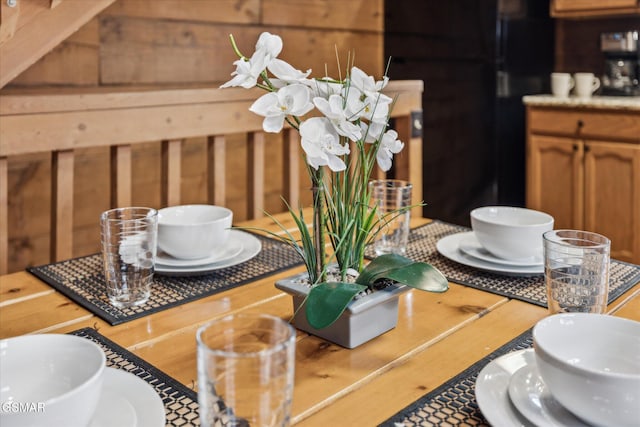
[1,212,639,426]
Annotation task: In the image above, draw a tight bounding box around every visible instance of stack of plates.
[155,230,261,276]
[436,232,544,276]
[475,349,590,426]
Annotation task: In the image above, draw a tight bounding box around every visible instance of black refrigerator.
[385,0,555,226]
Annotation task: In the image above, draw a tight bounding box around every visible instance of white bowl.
[158,204,233,260]
[470,206,554,260]
[0,334,106,427]
[533,313,640,427]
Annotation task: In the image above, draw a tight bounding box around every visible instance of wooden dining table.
[1,211,639,426]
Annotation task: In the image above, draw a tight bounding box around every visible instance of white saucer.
[475,348,536,427]
[508,363,589,427]
[459,233,543,267]
[156,236,243,267]
[155,230,262,276]
[437,232,544,276]
[90,367,165,427]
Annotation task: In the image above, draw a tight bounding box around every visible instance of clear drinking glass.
[100,207,158,308]
[197,313,296,427]
[369,179,413,256]
[543,229,610,314]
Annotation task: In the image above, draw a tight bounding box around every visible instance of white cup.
[574,73,600,98]
[551,73,574,98]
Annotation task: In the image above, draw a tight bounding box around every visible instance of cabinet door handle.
[573,144,579,151]
[577,119,584,128]
[584,144,590,152]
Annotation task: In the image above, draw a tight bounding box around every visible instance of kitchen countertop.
[523,94,640,111]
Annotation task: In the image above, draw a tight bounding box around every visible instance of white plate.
[508,363,589,427]
[90,367,165,427]
[475,349,536,427]
[155,230,261,276]
[459,233,543,267]
[156,235,243,267]
[437,232,544,276]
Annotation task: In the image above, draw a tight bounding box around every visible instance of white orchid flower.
[350,66,389,94]
[220,52,269,89]
[255,32,283,60]
[360,120,386,143]
[220,32,283,89]
[300,117,350,171]
[313,95,362,141]
[363,92,392,124]
[249,84,313,133]
[306,77,343,98]
[344,85,391,125]
[268,59,312,87]
[376,129,404,172]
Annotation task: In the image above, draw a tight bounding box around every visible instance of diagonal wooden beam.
[0,0,116,88]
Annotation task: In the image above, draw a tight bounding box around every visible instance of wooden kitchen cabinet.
[526,106,640,263]
[551,0,640,17]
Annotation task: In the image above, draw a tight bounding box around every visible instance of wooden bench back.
[0,81,423,274]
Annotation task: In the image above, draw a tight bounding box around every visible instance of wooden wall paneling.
[247,131,265,219]
[101,0,260,24]
[178,138,205,205]
[283,128,300,210]
[161,139,182,207]
[10,43,99,86]
[207,135,226,206]
[0,0,20,45]
[0,157,7,274]
[50,149,73,262]
[275,28,384,80]
[110,144,131,208]
[72,146,109,258]
[262,0,383,32]
[99,18,383,84]
[6,153,52,272]
[0,0,115,88]
[132,142,161,212]
[9,17,99,86]
[98,17,262,85]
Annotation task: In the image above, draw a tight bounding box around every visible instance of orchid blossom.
[313,95,362,141]
[249,84,314,132]
[268,59,312,87]
[300,117,349,171]
[376,130,404,172]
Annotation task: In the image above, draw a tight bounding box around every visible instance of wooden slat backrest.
[0,81,423,274]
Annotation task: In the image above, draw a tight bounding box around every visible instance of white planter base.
[275,272,407,349]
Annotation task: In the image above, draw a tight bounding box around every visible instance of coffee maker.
[600,31,639,96]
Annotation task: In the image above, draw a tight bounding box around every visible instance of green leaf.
[306,282,367,329]
[356,254,448,293]
[355,253,414,284]
[383,262,449,293]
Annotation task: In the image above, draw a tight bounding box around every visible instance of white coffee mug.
[551,73,574,98]
[574,73,600,98]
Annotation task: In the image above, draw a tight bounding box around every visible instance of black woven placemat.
[28,233,302,325]
[367,221,640,308]
[380,329,533,426]
[71,327,199,426]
